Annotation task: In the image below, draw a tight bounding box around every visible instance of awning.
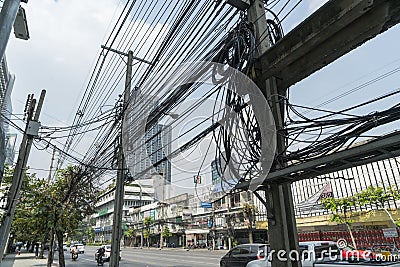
[185,229,210,234]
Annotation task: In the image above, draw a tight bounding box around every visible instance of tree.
[242,203,257,244]
[5,166,51,258]
[355,186,399,226]
[48,166,99,267]
[162,226,172,246]
[4,165,98,267]
[322,196,357,249]
[86,227,95,243]
[143,216,153,247]
[125,228,136,247]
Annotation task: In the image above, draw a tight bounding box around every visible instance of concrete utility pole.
[247,1,300,267]
[0,90,46,261]
[159,170,165,249]
[211,188,216,250]
[101,45,151,266]
[47,146,56,182]
[0,0,21,61]
[110,50,133,267]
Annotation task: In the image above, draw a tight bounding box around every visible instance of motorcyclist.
[71,245,78,260]
[97,246,105,262]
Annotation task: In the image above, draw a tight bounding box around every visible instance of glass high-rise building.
[124,92,172,185]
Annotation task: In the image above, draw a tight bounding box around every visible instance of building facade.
[128,193,191,247]
[93,180,154,243]
[124,93,172,188]
[127,188,265,250]
[0,57,15,182]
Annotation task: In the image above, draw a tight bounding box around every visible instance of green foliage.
[125,228,136,238]
[322,186,400,248]
[353,185,399,226]
[86,227,95,243]
[162,226,172,238]
[242,203,257,217]
[232,239,238,247]
[143,229,150,239]
[143,216,153,246]
[1,164,14,184]
[8,165,99,266]
[144,216,153,227]
[52,166,99,233]
[355,186,393,207]
[321,196,356,226]
[9,169,49,242]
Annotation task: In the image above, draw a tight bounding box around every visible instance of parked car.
[95,245,121,262]
[69,243,85,254]
[220,244,268,267]
[75,243,85,254]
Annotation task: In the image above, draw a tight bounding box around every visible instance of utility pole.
[46,146,56,267]
[247,1,300,267]
[0,0,21,61]
[0,90,46,261]
[159,170,165,249]
[211,188,216,250]
[110,49,133,267]
[47,146,56,182]
[101,45,150,266]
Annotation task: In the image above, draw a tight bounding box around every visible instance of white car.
[70,243,85,254]
[76,243,85,254]
[95,245,121,262]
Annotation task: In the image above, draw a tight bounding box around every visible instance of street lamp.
[165,112,179,120]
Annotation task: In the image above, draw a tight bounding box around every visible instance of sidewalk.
[128,246,226,254]
[2,251,58,267]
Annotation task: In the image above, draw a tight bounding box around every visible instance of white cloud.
[5,0,173,178]
[3,1,126,176]
[7,0,124,123]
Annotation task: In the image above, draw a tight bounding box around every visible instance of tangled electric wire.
[285,101,400,164]
[213,20,256,78]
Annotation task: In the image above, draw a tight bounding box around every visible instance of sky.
[4,0,400,196]
[6,0,125,176]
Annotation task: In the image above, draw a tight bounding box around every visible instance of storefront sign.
[98,208,108,216]
[150,210,155,220]
[200,202,212,208]
[382,228,398,238]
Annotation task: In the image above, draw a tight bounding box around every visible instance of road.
[56,246,226,267]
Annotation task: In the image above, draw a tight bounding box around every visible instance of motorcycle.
[97,255,104,266]
[71,251,79,261]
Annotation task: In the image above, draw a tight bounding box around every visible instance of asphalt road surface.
[56,246,226,267]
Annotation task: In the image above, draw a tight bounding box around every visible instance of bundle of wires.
[284,95,400,165]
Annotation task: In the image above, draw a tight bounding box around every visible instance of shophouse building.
[93,180,154,242]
